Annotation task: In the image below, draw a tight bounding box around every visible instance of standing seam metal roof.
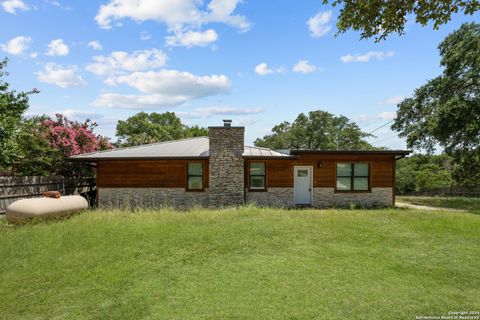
[70,136,292,160]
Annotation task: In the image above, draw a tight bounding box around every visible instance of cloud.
[91,93,189,109]
[36,63,87,88]
[307,11,332,38]
[178,106,263,118]
[140,31,151,41]
[166,29,218,47]
[86,49,167,76]
[292,60,316,74]
[29,52,38,58]
[46,39,69,56]
[254,62,284,76]
[0,36,31,55]
[340,51,395,63]
[379,95,405,106]
[87,40,103,50]
[107,70,231,96]
[95,0,249,47]
[2,0,29,14]
[356,111,396,123]
[93,69,231,109]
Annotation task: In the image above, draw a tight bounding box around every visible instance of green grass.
[1,207,479,319]
[398,196,480,213]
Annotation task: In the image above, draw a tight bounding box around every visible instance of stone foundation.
[314,187,392,207]
[246,188,294,207]
[98,188,208,209]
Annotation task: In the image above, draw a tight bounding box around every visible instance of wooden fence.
[0,176,96,214]
[405,186,480,198]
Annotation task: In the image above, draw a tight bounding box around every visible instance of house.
[71,120,410,208]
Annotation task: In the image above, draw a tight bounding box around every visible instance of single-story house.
[71,120,410,208]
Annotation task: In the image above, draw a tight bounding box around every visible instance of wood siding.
[246,154,395,189]
[97,160,209,189]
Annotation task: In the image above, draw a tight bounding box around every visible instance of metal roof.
[70,137,292,161]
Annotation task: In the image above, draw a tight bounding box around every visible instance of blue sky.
[1,0,477,148]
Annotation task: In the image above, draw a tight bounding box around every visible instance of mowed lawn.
[1,207,479,319]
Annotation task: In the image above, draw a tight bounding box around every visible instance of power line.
[371,134,398,144]
[367,119,395,135]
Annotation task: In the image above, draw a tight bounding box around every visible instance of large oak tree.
[392,23,480,186]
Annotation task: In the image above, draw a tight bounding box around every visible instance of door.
[294,166,312,205]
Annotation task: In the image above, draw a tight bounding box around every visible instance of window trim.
[334,162,371,193]
[186,161,205,192]
[248,161,267,192]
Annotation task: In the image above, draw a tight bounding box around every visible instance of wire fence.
[0,176,96,214]
[404,186,480,198]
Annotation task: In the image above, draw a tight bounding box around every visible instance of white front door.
[294,166,312,205]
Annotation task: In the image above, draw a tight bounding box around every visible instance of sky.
[1,0,478,148]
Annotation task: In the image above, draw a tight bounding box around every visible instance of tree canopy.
[0,58,38,169]
[325,0,480,41]
[115,112,208,147]
[392,23,480,186]
[254,110,375,150]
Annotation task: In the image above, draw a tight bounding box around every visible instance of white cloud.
[46,39,69,56]
[93,69,231,109]
[36,63,87,88]
[379,95,404,106]
[140,30,151,41]
[292,60,316,74]
[87,40,103,51]
[91,93,189,109]
[166,29,218,47]
[107,70,231,96]
[340,51,395,63]
[86,49,167,76]
[0,36,31,55]
[254,62,284,76]
[95,0,249,30]
[95,0,249,47]
[356,111,396,123]
[29,51,38,58]
[307,11,332,38]
[2,0,30,14]
[178,106,263,118]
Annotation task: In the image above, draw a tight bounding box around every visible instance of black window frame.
[335,163,370,192]
[249,161,267,191]
[186,161,204,191]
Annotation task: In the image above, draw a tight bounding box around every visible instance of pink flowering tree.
[42,114,111,157]
[38,114,112,179]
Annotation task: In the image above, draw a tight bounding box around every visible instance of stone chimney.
[208,120,245,206]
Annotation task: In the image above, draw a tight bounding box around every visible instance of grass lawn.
[398,196,480,213]
[1,207,479,319]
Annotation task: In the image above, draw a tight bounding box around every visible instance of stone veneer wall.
[313,187,392,207]
[208,126,245,206]
[246,188,294,208]
[98,188,208,209]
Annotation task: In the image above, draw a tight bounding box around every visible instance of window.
[187,162,203,190]
[336,163,370,192]
[249,162,266,190]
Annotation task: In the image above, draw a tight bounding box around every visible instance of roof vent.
[223,119,232,127]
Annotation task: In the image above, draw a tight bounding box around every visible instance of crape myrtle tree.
[254,110,376,150]
[392,23,480,186]
[325,0,480,41]
[116,111,208,147]
[0,58,39,171]
[11,114,112,179]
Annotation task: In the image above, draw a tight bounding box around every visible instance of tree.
[325,0,480,41]
[254,110,375,150]
[116,112,207,147]
[0,58,38,170]
[395,154,454,194]
[392,23,480,186]
[12,114,112,179]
